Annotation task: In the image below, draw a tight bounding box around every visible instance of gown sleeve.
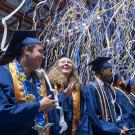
[0,65,40,128]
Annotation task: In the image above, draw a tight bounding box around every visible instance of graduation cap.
[88,57,112,72]
[126,79,135,92]
[113,73,122,84]
[5,30,41,57]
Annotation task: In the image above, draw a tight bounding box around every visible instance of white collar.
[95,76,104,87]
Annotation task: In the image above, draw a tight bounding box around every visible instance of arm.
[0,65,40,126]
[0,66,56,126]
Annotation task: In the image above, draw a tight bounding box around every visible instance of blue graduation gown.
[58,90,87,135]
[58,91,74,135]
[114,88,131,128]
[127,94,135,129]
[45,84,61,135]
[128,105,135,129]
[0,64,63,135]
[84,81,121,135]
[115,89,135,129]
[128,93,135,105]
[0,65,40,135]
[75,95,93,135]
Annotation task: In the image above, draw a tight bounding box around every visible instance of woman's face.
[57,57,73,77]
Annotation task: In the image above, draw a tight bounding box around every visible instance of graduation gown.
[0,64,39,135]
[54,86,87,135]
[128,93,135,105]
[115,89,135,130]
[127,93,135,129]
[114,88,132,128]
[75,93,93,135]
[84,80,121,135]
[0,64,61,135]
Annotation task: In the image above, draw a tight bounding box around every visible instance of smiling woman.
[48,56,81,91]
[57,57,73,78]
[47,56,87,135]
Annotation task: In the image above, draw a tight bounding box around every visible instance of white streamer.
[105,0,127,55]
[33,0,47,30]
[1,0,26,51]
[40,69,68,134]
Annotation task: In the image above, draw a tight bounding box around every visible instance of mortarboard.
[88,57,112,72]
[126,79,135,91]
[113,73,122,84]
[5,30,41,57]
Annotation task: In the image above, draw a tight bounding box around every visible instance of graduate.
[126,79,135,105]
[47,55,89,135]
[84,57,129,135]
[112,73,133,129]
[0,30,57,135]
[125,79,135,130]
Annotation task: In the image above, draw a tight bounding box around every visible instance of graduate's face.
[118,77,126,88]
[57,57,73,77]
[26,45,44,70]
[101,68,113,82]
[131,85,135,94]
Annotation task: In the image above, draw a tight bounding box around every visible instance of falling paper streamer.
[40,69,68,134]
[1,0,26,52]
[1,0,135,83]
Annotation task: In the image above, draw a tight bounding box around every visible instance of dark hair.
[126,79,135,92]
[17,45,35,58]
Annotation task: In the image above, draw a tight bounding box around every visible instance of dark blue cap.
[5,30,41,57]
[126,79,135,91]
[113,73,122,83]
[88,57,112,72]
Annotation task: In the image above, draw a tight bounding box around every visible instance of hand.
[120,127,130,135]
[39,95,57,112]
[123,126,130,135]
[120,129,127,135]
[64,81,76,97]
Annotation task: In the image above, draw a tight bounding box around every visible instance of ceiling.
[0,0,68,44]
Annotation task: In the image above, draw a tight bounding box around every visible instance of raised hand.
[64,81,76,97]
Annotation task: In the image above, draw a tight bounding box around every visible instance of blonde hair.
[47,59,82,91]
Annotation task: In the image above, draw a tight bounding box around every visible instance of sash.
[72,88,80,135]
[9,62,50,135]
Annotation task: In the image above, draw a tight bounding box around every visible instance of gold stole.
[72,89,80,135]
[55,84,80,135]
[9,62,50,135]
[9,62,25,103]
